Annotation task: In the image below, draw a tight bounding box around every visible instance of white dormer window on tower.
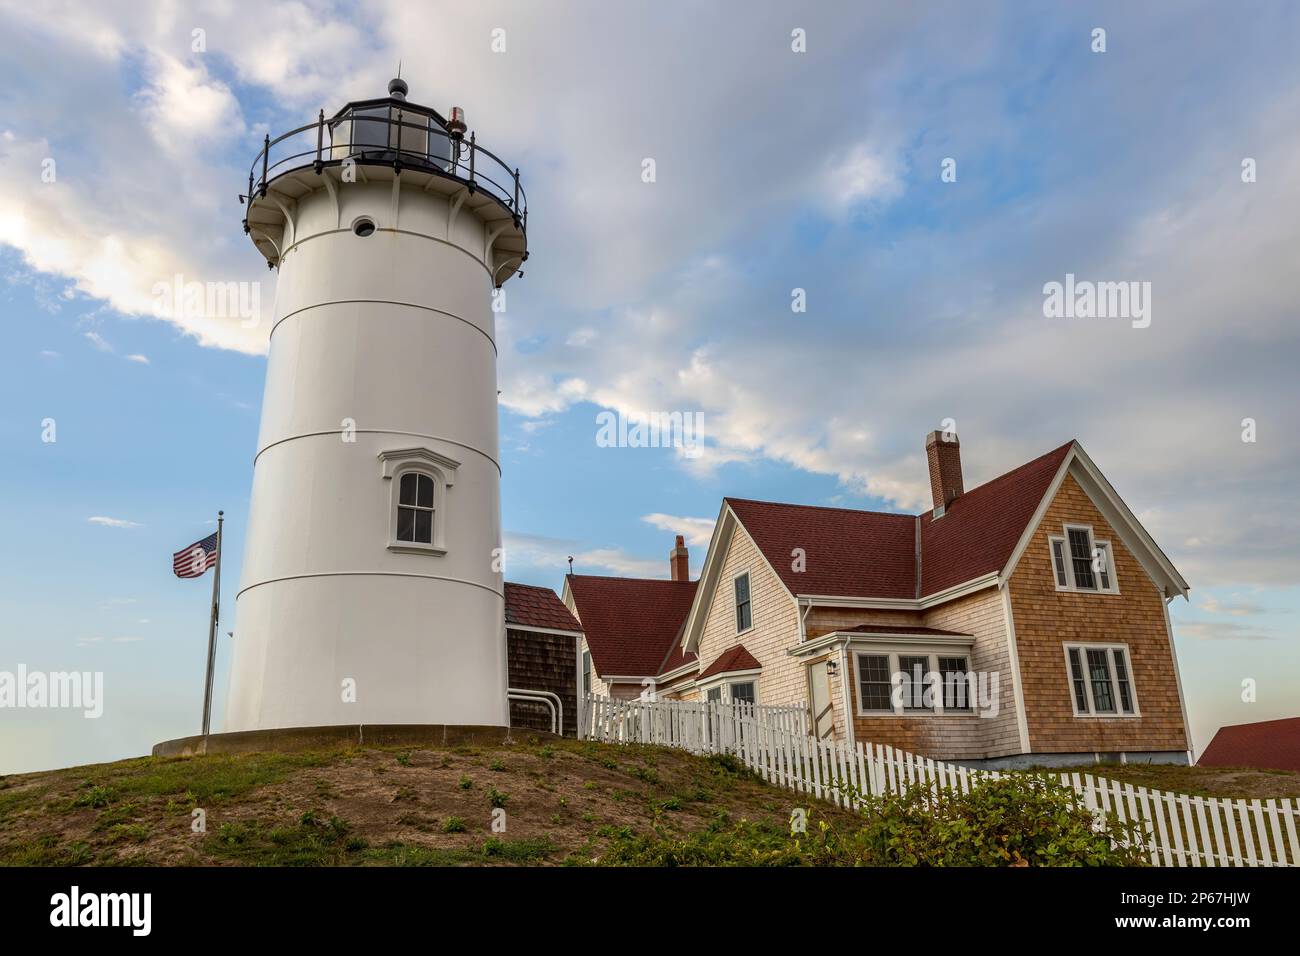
[378,447,460,555]
[397,473,435,544]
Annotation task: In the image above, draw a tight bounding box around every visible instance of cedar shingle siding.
[507,628,577,737]
[1008,474,1187,755]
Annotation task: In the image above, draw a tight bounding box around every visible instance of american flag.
[173,532,219,579]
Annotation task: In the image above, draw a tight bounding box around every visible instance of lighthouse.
[225,79,527,733]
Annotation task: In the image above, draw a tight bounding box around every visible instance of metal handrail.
[243,99,527,240]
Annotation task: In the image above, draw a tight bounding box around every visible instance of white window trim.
[697,670,761,704]
[378,447,459,555]
[732,570,754,636]
[1050,523,1119,594]
[725,678,758,706]
[1063,642,1140,718]
[850,648,977,718]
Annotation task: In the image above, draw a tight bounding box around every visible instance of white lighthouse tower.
[225,79,527,733]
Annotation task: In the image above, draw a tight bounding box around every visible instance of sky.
[0,0,1297,774]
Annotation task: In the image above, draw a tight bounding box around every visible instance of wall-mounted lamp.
[826,658,838,677]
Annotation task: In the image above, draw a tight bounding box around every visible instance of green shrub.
[630,766,659,785]
[598,776,1147,867]
[481,836,554,861]
[68,784,116,809]
[835,775,1149,867]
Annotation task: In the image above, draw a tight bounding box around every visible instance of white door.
[809,661,835,739]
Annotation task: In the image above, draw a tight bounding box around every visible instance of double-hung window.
[729,681,756,705]
[396,472,435,544]
[1049,524,1118,593]
[856,654,893,711]
[1064,643,1137,716]
[897,654,930,711]
[937,656,973,711]
[733,573,753,632]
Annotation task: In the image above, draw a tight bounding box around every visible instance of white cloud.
[823,142,902,210]
[570,548,666,579]
[1175,621,1275,642]
[0,0,1294,599]
[0,132,268,353]
[134,53,245,156]
[642,513,717,548]
[125,353,150,364]
[87,516,141,528]
[1198,596,1266,617]
[502,531,667,580]
[83,330,112,352]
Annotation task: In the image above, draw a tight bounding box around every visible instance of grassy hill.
[6,738,1296,867]
[0,736,861,866]
[1047,762,1300,800]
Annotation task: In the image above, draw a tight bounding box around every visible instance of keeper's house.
[564,432,1192,769]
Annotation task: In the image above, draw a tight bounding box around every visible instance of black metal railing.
[243,99,527,239]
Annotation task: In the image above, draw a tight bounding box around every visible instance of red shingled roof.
[657,640,698,677]
[504,582,582,633]
[699,644,761,679]
[726,498,917,599]
[1198,716,1300,772]
[836,624,971,637]
[566,574,698,677]
[919,442,1073,595]
[726,441,1074,601]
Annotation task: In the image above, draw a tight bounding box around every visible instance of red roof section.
[657,640,698,677]
[836,624,971,637]
[566,574,698,677]
[699,644,761,679]
[504,582,582,633]
[726,441,1074,601]
[1198,716,1300,772]
[726,498,917,600]
[919,442,1073,595]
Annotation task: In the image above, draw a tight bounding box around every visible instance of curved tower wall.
[225,178,508,732]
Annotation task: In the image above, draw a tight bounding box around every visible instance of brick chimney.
[926,430,964,513]
[669,535,690,581]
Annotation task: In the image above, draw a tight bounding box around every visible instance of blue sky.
[1,1,1298,773]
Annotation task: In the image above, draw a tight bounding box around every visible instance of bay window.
[853,649,975,716]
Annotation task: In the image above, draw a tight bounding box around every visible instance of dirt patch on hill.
[0,737,858,866]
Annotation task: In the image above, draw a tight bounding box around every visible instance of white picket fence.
[581,694,807,748]
[580,694,1299,867]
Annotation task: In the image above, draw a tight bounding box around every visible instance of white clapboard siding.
[580,694,1299,868]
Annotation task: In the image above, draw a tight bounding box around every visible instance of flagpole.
[201,510,223,737]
